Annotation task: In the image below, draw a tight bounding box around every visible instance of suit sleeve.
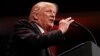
[13,22,65,49]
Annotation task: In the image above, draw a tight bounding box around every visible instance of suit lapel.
[30,21,42,34]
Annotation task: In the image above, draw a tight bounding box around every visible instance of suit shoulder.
[14,19,37,30]
[14,19,31,28]
[16,19,29,25]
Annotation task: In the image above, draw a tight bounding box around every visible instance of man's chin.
[47,25,53,30]
[49,24,54,27]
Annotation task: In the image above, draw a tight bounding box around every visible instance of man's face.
[36,5,57,30]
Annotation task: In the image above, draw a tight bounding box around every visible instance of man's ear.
[31,7,40,20]
[32,12,38,20]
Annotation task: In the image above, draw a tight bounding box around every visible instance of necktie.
[48,46,57,56]
[44,30,57,56]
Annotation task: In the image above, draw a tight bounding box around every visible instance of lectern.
[58,41,100,56]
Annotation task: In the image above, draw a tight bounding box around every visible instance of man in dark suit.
[8,1,74,56]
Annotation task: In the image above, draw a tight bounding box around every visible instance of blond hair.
[29,1,58,21]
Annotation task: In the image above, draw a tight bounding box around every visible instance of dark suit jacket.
[8,19,65,56]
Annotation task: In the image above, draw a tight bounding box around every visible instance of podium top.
[58,41,99,56]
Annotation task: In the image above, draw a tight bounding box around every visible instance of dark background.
[0,0,100,55]
[0,0,100,16]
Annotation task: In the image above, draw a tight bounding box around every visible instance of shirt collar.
[35,23,45,33]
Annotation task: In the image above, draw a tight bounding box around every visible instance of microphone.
[72,21,97,45]
[70,21,80,27]
[70,20,97,45]
[54,19,79,27]
[54,18,97,45]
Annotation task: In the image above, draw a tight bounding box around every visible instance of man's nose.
[51,13,55,18]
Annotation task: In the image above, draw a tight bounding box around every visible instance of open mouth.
[49,19,55,23]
